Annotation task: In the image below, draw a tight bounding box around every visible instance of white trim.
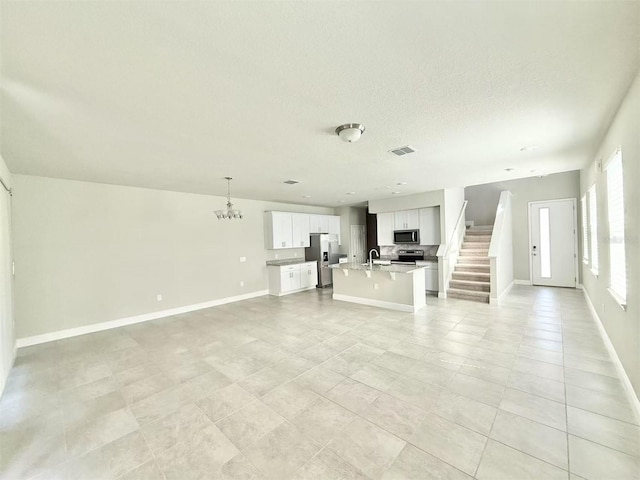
[268,286,317,297]
[582,289,640,425]
[332,293,421,313]
[490,280,514,304]
[607,287,627,311]
[438,292,447,299]
[16,290,269,348]
[603,146,622,171]
[514,279,532,286]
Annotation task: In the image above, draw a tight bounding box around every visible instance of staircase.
[447,225,493,303]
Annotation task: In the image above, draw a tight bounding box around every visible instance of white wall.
[489,191,514,301]
[0,154,15,395]
[465,171,581,282]
[443,188,465,245]
[368,190,444,213]
[11,175,334,340]
[580,72,640,399]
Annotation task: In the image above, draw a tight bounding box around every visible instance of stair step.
[462,242,490,249]
[468,225,494,231]
[460,250,489,256]
[447,288,490,303]
[449,279,490,292]
[464,235,492,242]
[457,256,490,264]
[456,264,491,273]
[466,229,493,236]
[452,271,490,282]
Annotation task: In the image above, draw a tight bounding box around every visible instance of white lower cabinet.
[268,261,318,296]
[416,261,439,292]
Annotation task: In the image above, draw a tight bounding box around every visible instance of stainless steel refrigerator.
[305,234,340,287]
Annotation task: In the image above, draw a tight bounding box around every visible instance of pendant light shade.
[214,177,243,220]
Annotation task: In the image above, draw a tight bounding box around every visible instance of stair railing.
[437,200,468,298]
[488,191,514,303]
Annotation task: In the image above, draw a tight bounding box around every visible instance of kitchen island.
[329,262,426,312]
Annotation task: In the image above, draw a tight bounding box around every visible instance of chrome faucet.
[368,249,379,268]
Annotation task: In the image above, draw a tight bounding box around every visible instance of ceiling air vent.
[283,179,300,185]
[389,146,416,156]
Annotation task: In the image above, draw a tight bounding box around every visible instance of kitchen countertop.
[329,262,426,274]
[416,257,438,263]
[266,258,316,267]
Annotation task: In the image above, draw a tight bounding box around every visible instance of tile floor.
[1,286,639,479]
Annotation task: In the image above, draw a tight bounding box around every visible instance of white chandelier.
[214,177,243,220]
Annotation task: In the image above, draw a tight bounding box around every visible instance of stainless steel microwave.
[393,229,420,244]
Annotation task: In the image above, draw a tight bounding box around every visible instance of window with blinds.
[588,185,598,275]
[605,150,626,304]
[581,195,589,263]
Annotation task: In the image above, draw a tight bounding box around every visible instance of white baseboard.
[490,280,514,304]
[333,293,420,313]
[582,289,640,425]
[514,279,532,286]
[438,291,447,299]
[16,290,269,348]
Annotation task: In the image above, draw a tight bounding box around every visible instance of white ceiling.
[1,1,639,207]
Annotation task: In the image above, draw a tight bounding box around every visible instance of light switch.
[240,257,246,262]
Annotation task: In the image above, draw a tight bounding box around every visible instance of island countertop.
[329,262,426,274]
[266,258,316,267]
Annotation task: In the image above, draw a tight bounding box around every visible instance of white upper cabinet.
[308,214,330,234]
[377,212,395,246]
[265,211,294,249]
[291,213,310,248]
[394,209,420,230]
[419,207,441,245]
[265,212,340,249]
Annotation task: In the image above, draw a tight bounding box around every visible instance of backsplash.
[380,244,438,258]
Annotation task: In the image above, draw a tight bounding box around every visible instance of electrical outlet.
[373,283,379,290]
[156,294,162,301]
[275,254,279,259]
[240,281,244,287]
[239,256,246,262]
[294,252,298,257]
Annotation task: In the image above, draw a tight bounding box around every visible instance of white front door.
[529,199,577,287]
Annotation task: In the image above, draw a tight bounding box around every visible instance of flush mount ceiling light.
[335,123,365,143]
[214,177,243,220]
